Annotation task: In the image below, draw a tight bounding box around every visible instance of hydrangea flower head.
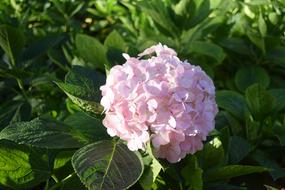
[100,43,218,163]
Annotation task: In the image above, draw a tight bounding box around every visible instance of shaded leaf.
[104,30,126,51]
[22,34,65,61]
[258,13,267,37]
[205,165,268,182]
[251,150,285,180]
[72,140,144,190]
[229,136,252,164]
[199,137,224,169]
[216,90,248,120]
[0,140,51,188]
[0,25,25,65]
[64,112,109,144]
[272,124,285,146]
[181,155,203,190]
[0,118,83,149]
[139,143,162,190]
[245,84,276,120]
[269,89,285,112]
[266,46,285,68]
[235,66,270,92]
[189,41,225,64]
[218,37,250,55]
[76,34,108,70]
[56,66,105,114]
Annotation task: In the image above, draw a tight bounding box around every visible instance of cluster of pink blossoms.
[100,44,218,163]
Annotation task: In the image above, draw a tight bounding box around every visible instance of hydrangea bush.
[0,0,285,189]
[100,44,218,163]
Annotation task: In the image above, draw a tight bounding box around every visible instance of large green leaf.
[216,90,248,120]
[218,37,250,55]
[269,89,285,112]
[258,13,267,37]
[181,155,203,190]
[139,143,162,190]
[0,140,51,188]
[173,0,210,30]
[272,124,285,146]
[139,0,179,37]
[266,46,285,68]
[104,30,127,70]
[198,137,224,169]
[0,117,83,149]
[72,140,144,190]
[189,41,225,64]
[245,84,276,120]
[251,150,285,180]
[0,100,31,129]
[205,165,268,182]
[235,66,270,92]
[229,136,252,164]
[246,30,265,54]
[76,34,108,70]
[64,112,109,144]
[0,25,25,65]
[22,34,65,61]
[104,30,126,51]
[56,66,105,114]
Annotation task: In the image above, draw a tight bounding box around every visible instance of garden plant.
[0,0,285,190]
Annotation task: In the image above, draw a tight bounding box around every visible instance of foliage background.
[0,0,285,189]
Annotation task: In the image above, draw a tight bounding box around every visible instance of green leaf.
[246,31,265,54]
[189,41,225,64]
[245,117,260,142]
[205,165,268,182]
[61,173,87,190]
[272,124,285,146]
[0,118,83,149]
[235,66,270,92]
[22,34,65,61]
[216,90,248,120]
[258,13,267,37]
[104,30,126,51]
[139,1,179,37]
[181,155,203,190]
[0,140,51,188]
[53,151,74,170]
[264,185,279,190]
[103,30,127,71]
[76,34,108,70]
[139,143,162,190]
[199,137,224,169]
[218,37,250,55]
[64,112,109,144]
[72,140,144,190]
[269,89,285,112]
[229,136,252,164]
[245,84,276,120]
[251,150,285,180]
[268,12,278,25]
[56,66,105,114]
[266,46,285,68]
[57,82,103,114]
[0,100,31,129]
[173,0,210,30]
[0,25,25,65]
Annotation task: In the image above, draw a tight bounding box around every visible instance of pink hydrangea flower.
[100,43,218,163]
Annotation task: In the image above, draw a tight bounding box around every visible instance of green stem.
[16,78,28,100]
[49,173,76,190]
[44,179,49,190]
[51,174,59,183]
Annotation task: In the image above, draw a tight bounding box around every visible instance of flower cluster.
[100,44,218,163]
